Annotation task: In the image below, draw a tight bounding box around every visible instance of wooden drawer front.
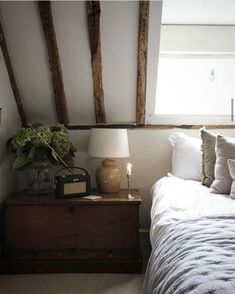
[5,204,139,251]
[4,248,140,260]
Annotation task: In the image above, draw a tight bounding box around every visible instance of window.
[155,54,235,120]
[145,22,235,125]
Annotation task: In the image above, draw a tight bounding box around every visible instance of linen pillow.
[200,128,217,187]
[210,135,235,194]
[227,159,235,199]
[169,132,202,181]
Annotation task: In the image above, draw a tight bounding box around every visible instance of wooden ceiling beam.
[67,124,235,130]
[86,1,106,124]
[38,1,69,126]
[0,20,27,126]
[136,0,150,125]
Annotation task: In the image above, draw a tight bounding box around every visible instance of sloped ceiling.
[1,0,234,127]
[162,0,235,25]
[0,1,139,125]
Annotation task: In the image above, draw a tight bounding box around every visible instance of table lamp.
[88,128,130,193]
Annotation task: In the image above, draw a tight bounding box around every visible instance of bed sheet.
[150,175,235,246]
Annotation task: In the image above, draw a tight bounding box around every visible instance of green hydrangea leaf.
[62,154,74,168]
[28,146,36,160]
[12,153,32,170]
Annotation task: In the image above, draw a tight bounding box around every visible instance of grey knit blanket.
[143,216,235,294]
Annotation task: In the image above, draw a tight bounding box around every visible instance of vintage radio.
[55,167,91,198]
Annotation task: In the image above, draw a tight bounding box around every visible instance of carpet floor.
[0,273,145,294]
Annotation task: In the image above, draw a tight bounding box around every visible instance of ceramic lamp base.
[96,159,121,193]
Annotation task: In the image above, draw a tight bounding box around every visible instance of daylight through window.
[155,55,235,116]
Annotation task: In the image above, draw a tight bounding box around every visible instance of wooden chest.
[1,189,142,274]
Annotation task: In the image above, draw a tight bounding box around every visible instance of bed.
[143,175,235,294]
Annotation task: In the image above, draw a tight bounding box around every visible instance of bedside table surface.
[5,189,141,206]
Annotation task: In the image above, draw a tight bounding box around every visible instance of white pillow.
[169,132,202,181]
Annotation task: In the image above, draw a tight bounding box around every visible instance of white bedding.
[150,175,235,246]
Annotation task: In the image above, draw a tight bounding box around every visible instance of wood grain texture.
[67,124,235,130]
[5,205,139,250]
[2,189,142,273]
[6,189,141,205]
[68,124,143,130]
[136,0,150,124]
[0,259,142,274]
[38,1,69,125]
[86,1,106,123]
[141,124,235,129]
[0,20,27,126]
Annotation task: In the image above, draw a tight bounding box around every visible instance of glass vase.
[27,162,53,195]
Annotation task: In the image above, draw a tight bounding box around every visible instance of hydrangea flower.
[7,123,76,170]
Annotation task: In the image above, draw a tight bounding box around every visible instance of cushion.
[169,132,202,181]
[227,159,235,199]
[210,135,235,194]
[200,128,217,187]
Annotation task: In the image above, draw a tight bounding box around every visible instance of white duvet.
[150,175,235,246]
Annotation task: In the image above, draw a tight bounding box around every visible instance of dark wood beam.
[68,124,141,130]
[86,1,106,124]
[67,124,235,130]
[0,20,27,126]
[136,0,149,124]
[38,1,69,125]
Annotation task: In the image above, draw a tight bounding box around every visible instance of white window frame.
[145,6,234,126]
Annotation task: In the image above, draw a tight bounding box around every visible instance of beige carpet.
[0,273,144,294]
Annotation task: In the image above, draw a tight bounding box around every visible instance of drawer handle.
[69,206,75,213]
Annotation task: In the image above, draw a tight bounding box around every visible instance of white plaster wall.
[0,1,57,124]
[70,127,235,229]
[52,1,95,124]
[160,25,235,54]
[101,1,138,123]
[162,0,235,25]
[0,1,140,124]
[0,48,21,201]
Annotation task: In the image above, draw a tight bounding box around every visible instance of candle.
[127,162,132,176]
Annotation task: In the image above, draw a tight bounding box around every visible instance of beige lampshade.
[88,128,130,158]
[88,128,130,193]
